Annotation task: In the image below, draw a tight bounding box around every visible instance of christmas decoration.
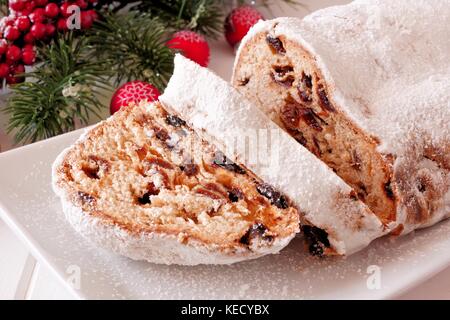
[225,5,264,47]
[110,80,160,115]
[167,30,210,67]
[1,0,299,145]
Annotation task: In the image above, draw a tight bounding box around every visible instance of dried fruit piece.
[154,127,169,141]
[384,180,394,199]
[256,183,289,209]
[81,155,109,179]
[297,72,313,103]
[266,35,285,54]
[228,188,244,202]
[138,183,159,205]
[213,151,246,174]
[240,223,273,245]
[351,150,362,171]
[317,85,335,112]
[237,77,250,86]
[77,191,96,205]
[144,157,174,170]
[180,163,199,176]
[281,95,325,132]
[302,225,330,257]
[273,65,293,76]
[271,73,294,87]
[280,97,301,130]
[166,114,186,127]
[271,65,295,87]
[299,108,323,132]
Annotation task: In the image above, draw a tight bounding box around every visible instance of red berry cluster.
[0,0,99,85]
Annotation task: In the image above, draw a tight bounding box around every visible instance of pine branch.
[4,34,111,144]
[89,12,174,90]
[134,0,225,38]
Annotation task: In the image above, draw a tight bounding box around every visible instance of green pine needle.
[4,34,111,144]
[89,12,174,90]
[134,0,224,38]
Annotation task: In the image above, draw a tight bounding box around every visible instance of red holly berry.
[60,3,71,17]
[88,9,99,22]
[110,80,160,115]
[22,48,36,65]
[224,6,263,47]
[44,3,59,18]
[6,45,22,62]
[57,18,68,31]
[35,0,48,6]
[11,63,25,75]
[23,32,35,43]
[0,63,9,78]
[29,8,46,23]
[2,16,16,27]
[45,23,56,36]
[0,39,8,55]
[31,22,47,39]
[9,0,26,12]
[23,44,34,52]
[15,16,31,32]
[166,30,210,67]
[80,11,94,29]
[24,1,36,13]
[76,0,88,9]
[4,26,21,41]
[6,72,25,84]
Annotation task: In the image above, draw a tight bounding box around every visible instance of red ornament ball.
[110,80,160,115]
[167,30,210,67]
[224,6,263,48]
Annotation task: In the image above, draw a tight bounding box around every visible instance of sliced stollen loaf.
[52,100,300,265]
[232,0,450,235]
[160,54,386,255]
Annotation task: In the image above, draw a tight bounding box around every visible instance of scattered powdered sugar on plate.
[1,130,450,299]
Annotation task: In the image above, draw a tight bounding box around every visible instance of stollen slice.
[52,99,299,265]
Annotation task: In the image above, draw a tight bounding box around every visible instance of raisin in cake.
[160,54,386,256]
[232,0,450,235]
[52,100,300,265]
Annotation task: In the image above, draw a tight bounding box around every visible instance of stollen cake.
[160,54,386,256]
[52,100,300,265]
[232,0,450,235]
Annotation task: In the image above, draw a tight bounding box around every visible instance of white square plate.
[1,128,450,299]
